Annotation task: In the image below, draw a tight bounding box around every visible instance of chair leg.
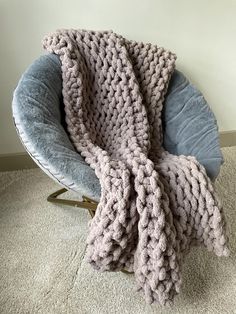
[47,188,98,217]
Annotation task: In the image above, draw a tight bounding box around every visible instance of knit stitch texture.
[43,29,229,306]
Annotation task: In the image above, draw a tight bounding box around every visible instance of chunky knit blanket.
[43,29,229,306]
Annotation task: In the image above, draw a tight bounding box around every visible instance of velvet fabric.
[12,53,223,202]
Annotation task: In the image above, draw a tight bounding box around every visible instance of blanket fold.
[42,29,229,306]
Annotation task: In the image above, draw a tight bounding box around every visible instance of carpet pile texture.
[0,146,236,314]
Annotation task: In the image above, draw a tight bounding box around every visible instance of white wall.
[1,0,235,154]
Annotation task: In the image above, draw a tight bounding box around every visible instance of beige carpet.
[0,147,236,314]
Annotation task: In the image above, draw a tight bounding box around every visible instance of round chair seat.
[12,54,223,201]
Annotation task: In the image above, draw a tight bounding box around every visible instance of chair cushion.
[12,54,223,201]
[162,70,224,182]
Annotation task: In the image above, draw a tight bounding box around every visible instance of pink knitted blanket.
[43,29,229,306]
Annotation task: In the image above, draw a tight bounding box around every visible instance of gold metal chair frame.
[47,188,98,217]
[47,188,131,274]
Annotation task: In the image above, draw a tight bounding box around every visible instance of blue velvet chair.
[12,54,224,214]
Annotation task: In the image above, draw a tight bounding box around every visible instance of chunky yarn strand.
[42,29,230,306]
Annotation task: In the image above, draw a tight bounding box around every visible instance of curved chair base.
[47,188,98,217]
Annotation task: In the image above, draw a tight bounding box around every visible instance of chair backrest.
[163,69,223,181]
[12,53,223,200]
